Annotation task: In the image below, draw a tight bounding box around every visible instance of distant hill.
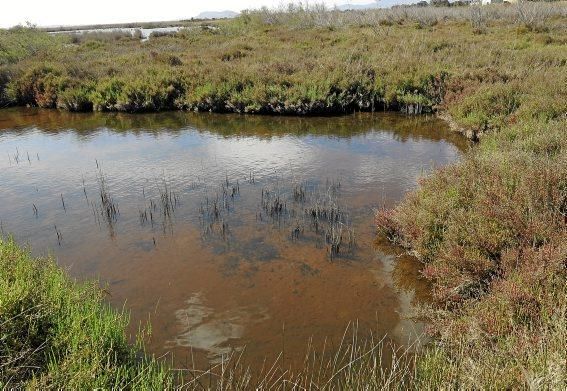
[196,10,239,20]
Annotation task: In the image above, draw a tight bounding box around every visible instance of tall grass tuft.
[0,237,176,389]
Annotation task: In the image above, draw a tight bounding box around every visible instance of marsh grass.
[198,176,240,241]
[376,75,567,391]
[67,29,141,44]
[0,237,415,389]
[249,1,565,30]
[0,244,423,390]
[0,237,175,389]
[258,177,356,259]
[138,180,179,235]
[1,2,565,124]
[95,168,119,235]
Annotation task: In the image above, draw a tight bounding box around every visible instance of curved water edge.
[0,108,466,371]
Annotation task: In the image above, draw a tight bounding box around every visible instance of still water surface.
[49,26,186,40]
[0,109,466,371]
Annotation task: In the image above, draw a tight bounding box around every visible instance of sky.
[0,0,375,28]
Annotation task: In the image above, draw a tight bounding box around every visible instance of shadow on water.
[0,108,466,373]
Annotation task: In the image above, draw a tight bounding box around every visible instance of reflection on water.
[0,108,466,371]
[48,26,186,40]
[169,293,270,363]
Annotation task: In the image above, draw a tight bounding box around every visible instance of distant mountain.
[336,0,417,10]
[196,10,239,20]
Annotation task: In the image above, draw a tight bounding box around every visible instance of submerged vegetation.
[1,1,566,389]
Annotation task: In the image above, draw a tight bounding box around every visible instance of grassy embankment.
[1,2,566,389]
[0,238,175,388]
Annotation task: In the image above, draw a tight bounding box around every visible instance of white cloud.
[1,0,374,28]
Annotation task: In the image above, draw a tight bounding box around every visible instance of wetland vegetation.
[0,2,564,133]
[1,1,566,389]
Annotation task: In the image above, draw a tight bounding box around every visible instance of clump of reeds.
[292,181,306,202]
[324,221,356,259]
[176,322,419,390]
[12,148,20,164]
[325,177,341,194]
[290,220,304,241]
[82,175,88,201]
[137,176,180,235]
[60,194,66,212]
[198,175,240,241]
[304,191,356,259]
[54,224,62,246]
[93,169,119,235]
[247,170,256,184]
[202,218,230,241]
[257,177,355,259]
[158,177,178,219]
[261,187,288,222]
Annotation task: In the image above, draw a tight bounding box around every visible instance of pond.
[0,108,466,373]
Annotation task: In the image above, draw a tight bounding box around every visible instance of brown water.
[0,108,466,373]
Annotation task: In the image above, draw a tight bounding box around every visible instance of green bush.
[6,65,66,107]
[90,77,125,111]
[378,119,565,304]
[0,66,11,107]
[449,82,522,134]
[57,84,94,112]
[0,27,60,66]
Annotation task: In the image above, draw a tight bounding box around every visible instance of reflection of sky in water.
[0,127,459,198]
[0,127,459,254]
[0,110,464,367]
[169,293,269,363]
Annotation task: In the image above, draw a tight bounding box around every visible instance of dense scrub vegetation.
[377,119,566,388]
[0,2,565,132]
[1,2,566,389]
[368,3,567,389]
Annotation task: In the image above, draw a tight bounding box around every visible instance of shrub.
[377,119,566,305]
[0,27,60,66]
[449,82,522,137]
[184,80,244,112]
[90,77,125,111]
[6,65,66,108]
[57,84,94,112]
[0,67,11,107]
[117,74,185,112]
